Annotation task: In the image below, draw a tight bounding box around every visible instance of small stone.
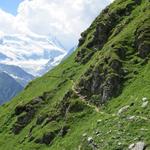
[129,141,145,150]
[140,128,148,131]
[117,105,130,115]
[112,114,116,117]
[87,137,93,143]
[82,133,87,137]
[129,143,135,149]
[138,116,148,121]
[141,101,149,108]
[97,119,102,124]
[142,97,147,102]
[127,116,136,120]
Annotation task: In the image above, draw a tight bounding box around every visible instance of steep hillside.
[0,0,149,149]
[0,72,23,105]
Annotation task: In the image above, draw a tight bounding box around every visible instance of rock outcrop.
[75,51,123,104]
[76,0,142,63]
[74,2,150,106]
[135,19,150,58]
[12,96,45,134]
[35,130,59,145]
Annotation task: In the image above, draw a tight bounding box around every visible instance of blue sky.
[0,0,23,15]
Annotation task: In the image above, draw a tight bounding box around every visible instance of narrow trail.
[71,80,100,113]
[48,76,100,113]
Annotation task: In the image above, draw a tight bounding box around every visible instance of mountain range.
[0,34,67,76]
[0,64,34,87]
[0,72,23,105]
[0,64,34,104]
[0,33,69,104]
[0,0,149,149]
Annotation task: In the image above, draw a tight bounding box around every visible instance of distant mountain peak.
[0,34,67,76]
[0,63,34,87]
[0,71,23,105]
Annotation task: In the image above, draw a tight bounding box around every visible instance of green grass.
[0,0,150,149]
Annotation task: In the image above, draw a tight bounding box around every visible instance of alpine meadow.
[0,0,150,149]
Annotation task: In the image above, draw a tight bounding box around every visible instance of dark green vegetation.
[0,72,23,105]
[0,0,150,149]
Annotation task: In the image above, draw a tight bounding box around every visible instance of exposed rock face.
[76,53,123,104]
[12,108,36,134]
[74,1,147,105]
[75,48,94,64]
[35,125,70,145]
[14,105,26,115]
[12,96,45,134]
[59,125,70,137]
[76,0,141,63]
[135,19,150,58]
[36,114,48,125]
[35,130,59,145]
[74,1,150,106]
[102,74,121,103]
[11,91,55,134]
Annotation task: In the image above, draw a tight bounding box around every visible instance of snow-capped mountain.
[38,46,75,75]
[0,64,34,87]
[0,33,67,76]
[0,33,70,104]
[37,54,66,75]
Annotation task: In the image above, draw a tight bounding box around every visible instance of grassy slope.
[0,0,150,149]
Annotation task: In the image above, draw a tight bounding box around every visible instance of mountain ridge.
[0,64,34,104]
[0,72,23,105]
[0,63,34,87]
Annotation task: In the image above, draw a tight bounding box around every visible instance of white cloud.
[0,9,15,34]
[0,0,112,75]
[0,0,111,49]
[0,33,67,75]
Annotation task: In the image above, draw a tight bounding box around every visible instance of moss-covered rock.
[135,19,150,58]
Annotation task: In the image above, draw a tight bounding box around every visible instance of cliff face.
[75,0,150,105]
[0,0,150,149]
